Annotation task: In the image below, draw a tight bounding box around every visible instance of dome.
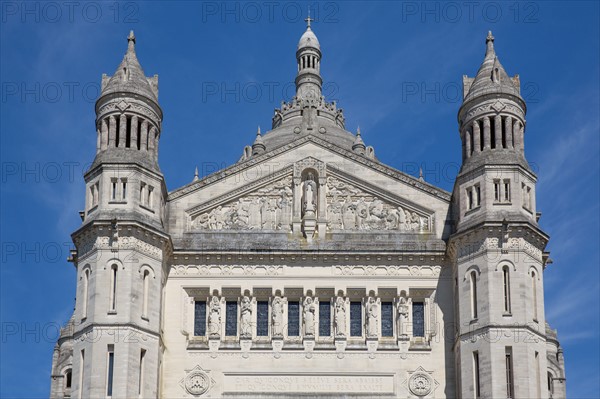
[297,27,320,51]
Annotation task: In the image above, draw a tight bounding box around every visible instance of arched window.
[65,368,72,389]
[82,269,90,319]
[470,271,478,319]
[109,264,118,312]
[531,270,538,321]
[503,266,511,314]
[142,270,150,318]
[547,372,554,397]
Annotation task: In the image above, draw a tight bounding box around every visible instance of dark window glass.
[413,302,425,337]
[319,301,331,336]
[65,370,72,388]
[225,301,237,336]
[257,301,269,336]
[288,301,300,336]
[350,302,362,337]
[381,302,394,337]
[106,352,114,396]
[194,301,206,336]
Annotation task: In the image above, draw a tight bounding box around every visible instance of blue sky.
[1,1,598,397]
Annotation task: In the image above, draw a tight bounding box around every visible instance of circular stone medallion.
[185,370,209,396]
[408,372,432,397]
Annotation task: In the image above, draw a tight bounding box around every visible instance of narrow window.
[111,179,117,200]
[548,372,554,397]
[503,266,511,314]
[470,271,478,319]
[504,180,511,202]
[193,301,206,336]
[125,116,132,148]
[121,179,127,200]
[82,269,89,319]
[490,119,496,149]
[350,301,362,337]
[412,302,425,337]
[65,369,72,389]
[505,347,514,398]
[106,346,115,397]
[138,349,146,396]
[475,184,481,206]
[467,188,474,210]
[89,185,95,208]
[532,270,538,321]
[256,301,269,336]
[79,350,85,399]
[147,186,153,208]
[109,264,117,312]
[287,301,300,336]
[381,302,394,337]
[318,301,331,337]
[115,117,120,147]
[494,180,501,202]
[142,270,149,318]
[526,186,532,209]
[225,301,237,336]
[535,351,541,399]
[473,351,481,398]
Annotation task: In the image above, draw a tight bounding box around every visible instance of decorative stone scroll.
[326,176,431,232]
[191,176,293,231]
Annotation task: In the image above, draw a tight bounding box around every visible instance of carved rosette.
[179,365,215,397]
[405,367,438,398]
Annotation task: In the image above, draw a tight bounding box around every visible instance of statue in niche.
[272,297,284,337]
[208,296,221,337]
[334,297,346,337]
[398,296,409,339]
[240,296,252,338]
[302,172,318,215]
[366,297,379,338]
[303,297,316,336]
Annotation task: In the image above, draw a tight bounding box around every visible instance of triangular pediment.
[184,151,437,234]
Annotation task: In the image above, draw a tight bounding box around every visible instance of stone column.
[483,117,491,150]
[148,126,156,156]
[317,176,327,238]
[292,177,302,234]
[494,115,503,148]
[130,116,138,150]
[513,120,523,154]
[96,125,101,153]
[140,120,148,151]
[118,114,127,147]
[464,128,471,159]
[108,115,116,148]
[505,116,513,148]
[472,120,481,153]
[100,118,108,150]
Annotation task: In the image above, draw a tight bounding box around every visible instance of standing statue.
[240,296,252,338]
[272,297,284,337]
[302,172,318,214]
[398,296,409,339]
[303,297,316,336]
[366,297,379,338]
[208,296,221,337]
[334,297,347,337]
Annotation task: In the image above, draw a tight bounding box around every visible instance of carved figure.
[303,297,316,336]
[302,172,318,214]
[398,297,409,339]
[334,297,346,337]
[240,296,252,338]
[208,297,221,337]
[366,297,378,338]
[272,297,284,337]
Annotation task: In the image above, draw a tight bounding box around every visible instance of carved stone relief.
[326,177,431,232]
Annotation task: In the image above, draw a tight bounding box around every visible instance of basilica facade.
[50,23,567,399]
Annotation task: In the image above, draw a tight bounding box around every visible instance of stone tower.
[449,31,564,399]
[52,31,170,398]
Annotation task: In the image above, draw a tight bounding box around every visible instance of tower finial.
[357,126,361,137]
[257,126,261,136]
[128,30,136,44]
[193,166,199,181]
[485,30,495,58]
[305,8,313,29]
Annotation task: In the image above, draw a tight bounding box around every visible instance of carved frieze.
[326,176,431,232]
[77,235,162,260]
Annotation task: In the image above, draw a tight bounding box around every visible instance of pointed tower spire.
[485,30,495,59]
[252,125,266,155]
[352,126,366,155]
[193,166,199,182]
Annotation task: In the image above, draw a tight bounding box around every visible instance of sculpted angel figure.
[208,296,221,337]
[366,297,379,338]
[240,296,252,338]
[302,172,318,214]
[398,296,409,339]
[303,297,316,336]
[334,297,347,337]
[272,296,284,337]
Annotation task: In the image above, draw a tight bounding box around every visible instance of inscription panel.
[223,373,395,394]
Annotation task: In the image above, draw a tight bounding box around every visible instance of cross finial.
[305,8,313,28]
[128,30,136,44]
[486,31,494,43]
